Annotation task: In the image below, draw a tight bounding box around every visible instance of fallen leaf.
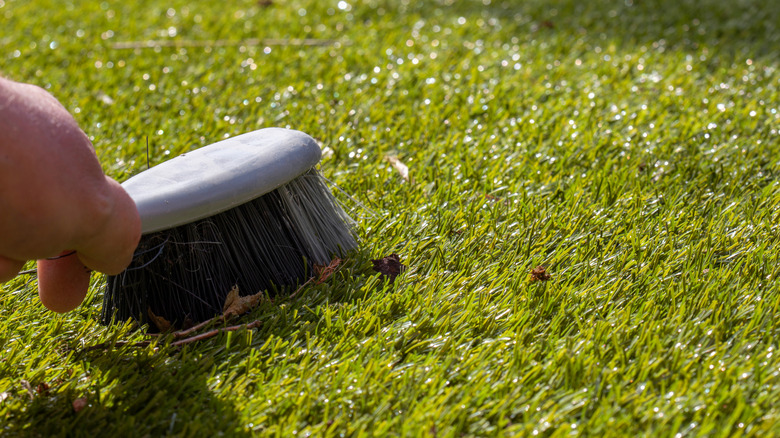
[223,285,264,318]
[72,397,88,412]
[385,156,413,183]
[36,382,50,396]
[148,307,172,332]
[530,266,551,282]
[484,194,510,206]
[371,254,406,282]
[314,258,342,284]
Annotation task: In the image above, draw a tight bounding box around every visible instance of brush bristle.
[102,169,357,327]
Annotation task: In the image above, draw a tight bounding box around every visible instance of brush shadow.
[3,347,251,437]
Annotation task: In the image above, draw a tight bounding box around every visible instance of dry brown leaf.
[223,285,264,318]
[36,382,50,396]
[72,397,88,412]
[147,307,172,332]
[314,258,342,284]
[371,254,406,283]
[530,266,551,282]
[385,156,412,183]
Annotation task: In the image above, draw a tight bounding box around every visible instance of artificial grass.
[1,0,779,435]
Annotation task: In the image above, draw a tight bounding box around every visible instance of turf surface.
[1,0,779,436]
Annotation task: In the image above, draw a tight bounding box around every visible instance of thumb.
[37,251,91,313]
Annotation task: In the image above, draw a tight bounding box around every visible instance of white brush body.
[124,128,321,234]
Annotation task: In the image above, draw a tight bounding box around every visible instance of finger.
[0,255,25,283]
[37,251,91,313]
[77,177,141,275]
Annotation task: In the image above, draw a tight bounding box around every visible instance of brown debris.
[147,307,172,332]
[222,285,263,318]
[36,382,50,396]
[371,254,406,282]
[530,266,551,282]
[72,397,88,413]
[314,258,342,284]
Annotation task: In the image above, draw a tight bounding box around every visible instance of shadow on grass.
[2,252,382,437]
[3,346,250,437]
[405,0,779,59]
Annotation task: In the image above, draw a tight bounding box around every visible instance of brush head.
[125,128,321,234]
[103,128,357,328]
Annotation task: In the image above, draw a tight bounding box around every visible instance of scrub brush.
[101,128,357,327]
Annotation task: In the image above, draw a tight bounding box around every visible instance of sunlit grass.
[2,0,780,436]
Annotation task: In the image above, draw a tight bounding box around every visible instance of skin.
[0,77,141,312]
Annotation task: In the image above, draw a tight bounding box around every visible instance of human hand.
[0,77,141,312]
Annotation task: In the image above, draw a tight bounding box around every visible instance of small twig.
[145,314,225,339]
[110,38,345,50]
[169,320,262,346]
[82,320,260,352]
[172,315,226,338]
[286,277,314,301]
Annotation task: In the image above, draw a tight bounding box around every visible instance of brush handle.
[123,128,321,234]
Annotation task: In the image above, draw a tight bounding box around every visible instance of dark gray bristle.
[101,169,357,327]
